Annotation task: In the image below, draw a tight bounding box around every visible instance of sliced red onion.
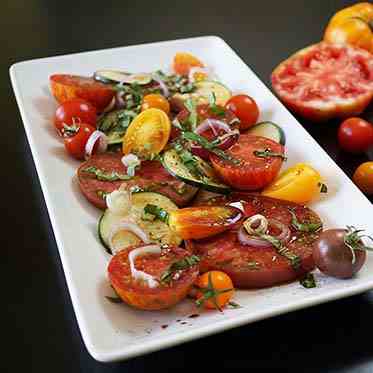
[238,218,291,248]
[243,214,268,235]
[85,130,108,159]
[102,96,116,113]
[109,221,150,255]
[152,74,170,97]
[115,91,126,109]
[191,119,239,159]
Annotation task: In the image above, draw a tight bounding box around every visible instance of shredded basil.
[184,98,198,130]
[83,166,132,181]
[62,123,80,135]
[143,204,169,223]
[289,209,322,233]
[208,92,226,116]
[173,143,205,179]
[299,273,316,288]
[160,255,200,284]
[253,148,287,160]
[98,109,138,136]
[182,131,240,164]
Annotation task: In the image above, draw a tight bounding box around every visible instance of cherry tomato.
[210,134,284,190]
[50,74,115,111]
[313,228,367,279]
[173,52,204,76]
[63,123,96,160]
[123,108,171,158]
[54,98,97,135]
[195,271,234,310]
[262,163,323,204]
[225,94,259,130]
[141,94,170,114]
[338,118,373,153]
[353,161,373,194]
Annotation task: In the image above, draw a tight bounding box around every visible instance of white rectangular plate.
[10,36,373,363]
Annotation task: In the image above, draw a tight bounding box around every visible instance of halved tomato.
[210,134,285,190]
[122,108,171,158]
[50,74,115,111]
[271,42,373,121]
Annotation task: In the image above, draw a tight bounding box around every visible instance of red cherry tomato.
[338,117,373,153]
[225,94,259,130]
[54,98,97,135]
[63,123,96,160]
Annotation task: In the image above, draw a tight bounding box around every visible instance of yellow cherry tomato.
[122,108,171,158]
[141,94,170,115]
[353,161,373,195]
[195,271,234,311]
[261,163,324,204]
[173,52,204,76]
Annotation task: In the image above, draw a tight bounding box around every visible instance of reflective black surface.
[4,0,373,371]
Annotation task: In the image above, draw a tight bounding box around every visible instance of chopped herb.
[260,234,301,269]
[182,131,240,164]
[227,301,242,309]
[160,255,200,284]
[96,190,109,199]
[247,261,260,270]
[105,296,123,303]
[174,143,205,179]
[62,123,80,136]
[83,166,132,181]
[143,204,169,223]
[253,148,287,161]
[208,92,226,116]
[98,109,138,134]
[184,98,198,130]
[299,273,316,288]
[318,182,328,193]
[289,209,322,233]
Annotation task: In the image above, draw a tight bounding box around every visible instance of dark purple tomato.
[313,228,366,279]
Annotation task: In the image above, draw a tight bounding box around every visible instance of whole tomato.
[225,94,259,130]
[54,98,97,135]
[338,117,373,153]
[63,123,96,160]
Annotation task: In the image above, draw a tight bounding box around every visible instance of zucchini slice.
[94,70,152,85]
[247,121,286,145]
[98,192,182,254]
[172,80,232,107]
[162,149,230,194]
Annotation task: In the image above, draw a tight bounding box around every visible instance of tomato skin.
[50,74,115,111]
[54,98,97,135]
[141,94,170,114]
[353,161,373,194]
[338,118,373,153]
[225,95,259,130]
[195,271,234,310]
[262,163,323,204]
[168,206,242,240]
[63,123,95,160]
[210,134,284,190]
[173,52,204,76]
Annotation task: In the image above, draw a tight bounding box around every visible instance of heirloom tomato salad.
[49,51,373,312]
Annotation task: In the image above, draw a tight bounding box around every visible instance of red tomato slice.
[210,134,285,190]
[50,74,115,111]
[271,42,373,121]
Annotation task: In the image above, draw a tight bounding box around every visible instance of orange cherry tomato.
[324,2,373,53]
[63,123,96,160]
[195,271,234,310]
[173,52,204,76]
[353,161,373,195]
[141,94,170,114]
[168,206,242,240]
[225,94,259,130]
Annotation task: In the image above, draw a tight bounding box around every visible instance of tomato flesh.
[271,42,373,121]
[50,74,115,111]
[210,134,284,190]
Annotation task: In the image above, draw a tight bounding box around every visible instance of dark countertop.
[3,0,373,372]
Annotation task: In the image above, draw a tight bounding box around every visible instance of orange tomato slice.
[122,108,171,158]
[173,52,204,76]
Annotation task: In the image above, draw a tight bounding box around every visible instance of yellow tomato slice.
[122,108,171,158]
[261,163,323,204]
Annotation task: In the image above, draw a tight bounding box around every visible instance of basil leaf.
[83,166,132,181]
[161,255,200,284]
[299,273,316,288]
[143,204,169,223]
[289,209,322,233]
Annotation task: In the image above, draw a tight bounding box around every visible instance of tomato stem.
[344,226,373,264]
